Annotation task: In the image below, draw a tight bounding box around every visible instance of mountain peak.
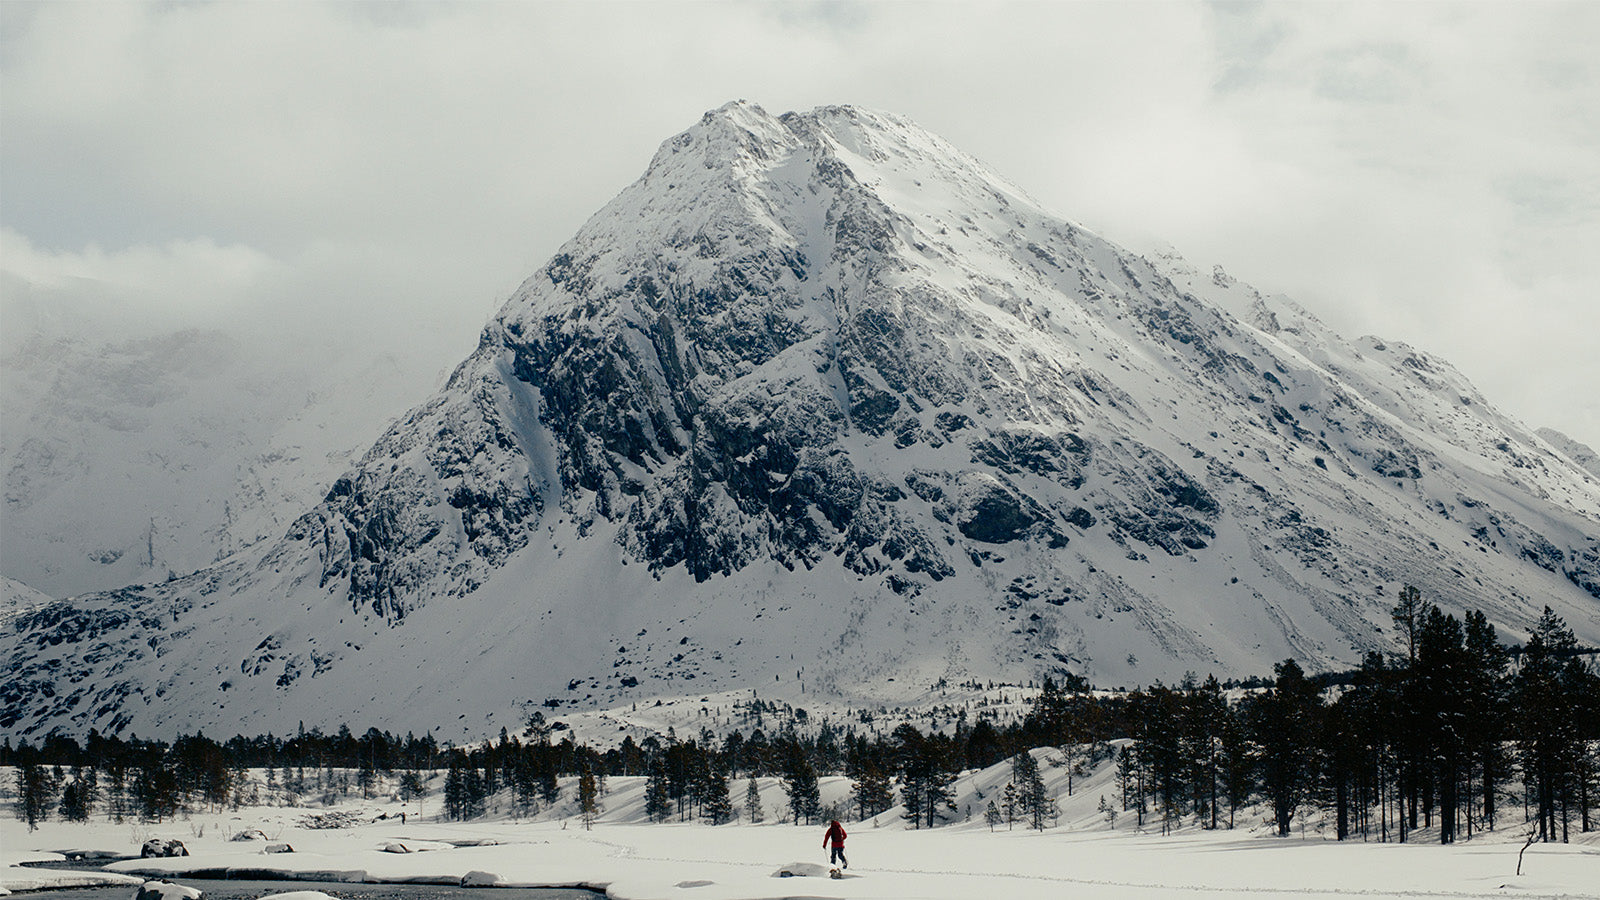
[5,104,1597,740]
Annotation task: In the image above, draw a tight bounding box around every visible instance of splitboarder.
[822,819,848,872]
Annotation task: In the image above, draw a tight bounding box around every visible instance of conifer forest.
[8,599,1597,846]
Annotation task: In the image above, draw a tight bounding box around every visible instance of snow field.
[5,751,1597,900]
[7,818,1597,900]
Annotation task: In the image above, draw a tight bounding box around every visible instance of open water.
[14,865,600,900]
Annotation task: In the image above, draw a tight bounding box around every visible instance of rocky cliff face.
[5,102,1597,740]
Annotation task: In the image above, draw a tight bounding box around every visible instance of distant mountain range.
[4,102,1596,741]
[2,330,434,596]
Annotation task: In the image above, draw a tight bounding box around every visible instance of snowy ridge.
[3,102,1597,741]
[1537,427,1600,481]
[1,576,53,629]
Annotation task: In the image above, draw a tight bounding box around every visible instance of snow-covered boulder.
[263,844,294,854]
[459,872,501,887]
[229,830,268,842]
[135,880,202,900]
[773,862,831,878]
[138,841,188,859]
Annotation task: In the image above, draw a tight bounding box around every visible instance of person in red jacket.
[822,819,847,869]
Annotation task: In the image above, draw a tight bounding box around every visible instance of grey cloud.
[1,1,1594,444]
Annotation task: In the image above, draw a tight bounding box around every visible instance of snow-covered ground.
[5,755,1597,900]
[7,815,1596,900]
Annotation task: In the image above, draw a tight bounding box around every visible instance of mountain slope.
[1537,428,1600,481]
[1,330,434,597]
[4,102,1596,741]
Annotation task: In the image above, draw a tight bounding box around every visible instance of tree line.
[9,598,1597,843]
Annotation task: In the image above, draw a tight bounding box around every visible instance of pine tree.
[1392,585,1423,665]
[1251,659,1323,836]
[644,758,672,823]
[103,759,129,823]
[58,769,95,822]
[779,742,820,825]
[1514,607,1588,842]
[1324,685,1370,841]
[701,765,734,825]
[850,759,894,820]
[895,725,956,829]
[744,774,764,824]
[1137,686,1186,834]
[132,760,180,822]
[1029,676,1071,744]
[230,759,253,810]
[16,763,57,830]
[1391,585,1425,839]
[1415,604,1474,843]
[985,799,1002,831]
[443,760,468,821]
[577,767,601,831]
[1098,793,1118,827]
[1182,675,1228,829]
[1012,750,1050,830]
[463,766,487,819]
[1218,711,1252,830]
[1462,610,1510,835]
[1115,743,1146,830]
[538,764,559,807]
[685,741,713,821]
[399,770,426,804]
[508,754,536,817]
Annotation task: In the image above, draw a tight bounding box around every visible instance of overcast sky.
[2,1,1597,446]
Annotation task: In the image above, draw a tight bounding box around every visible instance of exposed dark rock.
[140,840,189,858]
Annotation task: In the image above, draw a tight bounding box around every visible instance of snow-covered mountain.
[1536,428,1600,481]
[1,576,53,627]
[4,102,1597,741]
[1,330,436,597]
